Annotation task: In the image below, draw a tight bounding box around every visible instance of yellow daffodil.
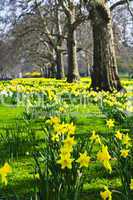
[90,130,97,141]
[97,145,112,173]
[76,151,91,168]
[50,116,60,125]
[57,154,74,169]
[54,123,69,135]
[115,130,123,140]
[47,89,56,101]
[90,130,101,144]
[106,119,115,129]
[122,134,131,146]
[0,162,12,186]
[51,134,60,142]
[102,160,112,174]
[60,145,73,155]
[97,145,111,161]
[120,149,129,158]
[63,136,76,147]
[100,186,112,200]
[96,135,102,144]
[130,179,133,190]
[63,123,76,135]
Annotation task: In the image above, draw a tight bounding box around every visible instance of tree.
[82,1,120,91]
[54,2,65,79]
[58,0,79,82]
[10,0,65,79]
[36,0,65,79]
[1,0,133,86]
[59,0,89,82]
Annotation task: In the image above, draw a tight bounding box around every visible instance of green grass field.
[0,103,132,199]
[0,78,132,199]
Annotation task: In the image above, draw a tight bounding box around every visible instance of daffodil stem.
[117,159,129,200]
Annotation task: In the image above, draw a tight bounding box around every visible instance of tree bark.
[67,7,80,83]
[56,49,65,79]
[50,63,56,78]
[90,3,124,92]
[55,7,65,79]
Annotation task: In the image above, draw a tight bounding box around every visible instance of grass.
[0,106,34,198]
[0,103,110,199]
[0,103,131,199]
[0,77,132,199]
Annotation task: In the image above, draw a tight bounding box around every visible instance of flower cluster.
[57,136,76,169]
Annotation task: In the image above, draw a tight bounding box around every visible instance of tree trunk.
[47,67,51,78]
[90,3,124,92]
[67,7,80,83]
[44,66,48,78]
[55,7,65,80]
[50,63,56,78]
[56,49,65,79]
[40,67,45,77]
[87,64,90,77]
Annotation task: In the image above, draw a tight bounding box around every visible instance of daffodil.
[60,145,73,155]
[100,186,112,200]
[63,136,76,147]
[51,134,59,142]
[54,124,67,135]
[64,123,76,135]
[47,89,56,101]
[97,145,112,173]
[106,119,115,129]
[97,146,111,161]
[90,130,97,141]
[122,134,131,146]
[57,154,74,169]
[90,130,101,144]
[76,151,91,168]
[130,179,133,190]
[120,149,129,158]
[50,116,60,125]
[0,162,12,186]
[115,130,123,140]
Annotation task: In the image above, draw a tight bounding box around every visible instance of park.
[0,0,133,200]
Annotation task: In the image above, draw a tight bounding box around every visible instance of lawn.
[0,78,132,200]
